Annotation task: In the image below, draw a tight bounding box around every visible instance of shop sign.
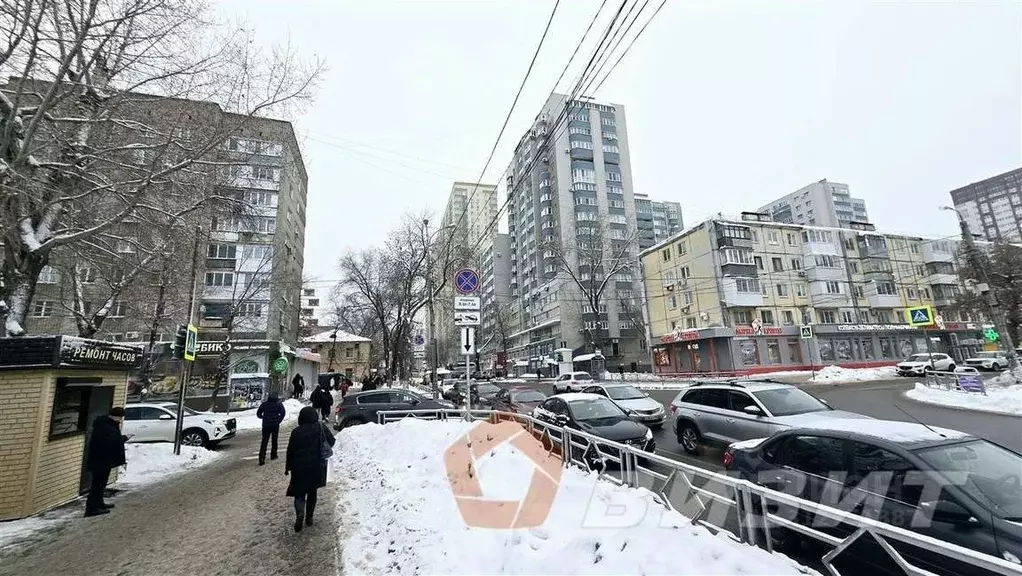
[834,324,918,332]
[196,341,232,356]
[660,328,702,343]
[734,325,784,336]
[59,336,143,369]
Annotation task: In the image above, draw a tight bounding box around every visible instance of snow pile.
[335,419,810,575]
[987,368,1022,387]
[0,508,77,553]
[232,397,307,431]
[116,443,222,486]
[807,365,897,383]
[906,383,1022,416]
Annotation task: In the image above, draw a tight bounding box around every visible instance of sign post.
[800,325,816,382]
[454,269,480,421]
[461,327,475,420]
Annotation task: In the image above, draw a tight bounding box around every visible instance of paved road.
[1,427,343,576]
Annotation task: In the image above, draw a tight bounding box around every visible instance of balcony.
[721,277,764,307]
[808,281,851,307]
[926,273,958,286]
[803,240,840,257]
[864,281,902,308]
[205,258,236,270]
[805,265,846,282]
[922,242,955,263]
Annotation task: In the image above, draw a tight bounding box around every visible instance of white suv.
[964,351,1007,371]
[895,353,955,376]
[552,371,593,393]
[123,402,237,447]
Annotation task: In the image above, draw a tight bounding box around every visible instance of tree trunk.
[3,254,47,336]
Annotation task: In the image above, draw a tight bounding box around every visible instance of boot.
[294,515,304,533]
[305,514,313,527]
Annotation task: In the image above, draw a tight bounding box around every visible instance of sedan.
[488,386,547,414]
[580,383,667,428]
[335,389,453,429]
[532,393,655,470]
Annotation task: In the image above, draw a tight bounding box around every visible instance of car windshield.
[511,390,546,403]
[607,386,645,400]
[573,373,592,381]
[476,384,500,395]
[567,397,626,421]
[906,354,937,362]
[914,440,1022,518]
[751,388,829,417]
[974,352,1000,359]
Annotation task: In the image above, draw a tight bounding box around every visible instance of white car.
[578,383,667,428]
[552,371,594,393]
[896,353,955,376]
[964,351,1007,371]
[123,402,237,447]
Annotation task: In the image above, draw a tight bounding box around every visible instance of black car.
[489,386,548,414]
[449,382,503,407]
[725,420,1022,576]
[335,389,452,429]
[532,393,655,470]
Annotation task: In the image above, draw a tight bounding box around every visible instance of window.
[721,248,754,265]
[814,255,838,268]
[242,244,273,261]
[761,310,775,325]
[851,442,923,507]
[734,278,760,293]
[683,291,693,305]
[32,300,54,317]
[109,301,126,318]
[782,310,795,325]
[875,282,898,296]
[680,266,691,279]
[207,244,237,259]
[204,272,234,287]
[601,143,619,154]
[754,256,764,270]
[825,281,842,294]
[661,249,671,262]
[685,318,697,329]
[787,233,798,246]
[79,267,97,284]
[841,310,855,323]
[849,262,859,273]
[239,303,264,317]
[668,295,677,309]
[39,266,59,284]
[49,378,96,438]
[771,258,784,272]
[251,165,277,181]
[776,283,790,297]
[790,258,802,270]
[795,283,807,297]
[855,285,864,298]
[818,310,837,323]
[762,282,770,296]
[733,309,753,324]
[784,436,846,477]
[677,241,688,256]
[906,287,918,300]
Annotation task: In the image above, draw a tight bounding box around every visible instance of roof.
[573,353,604,362]
[795,419,972,445]
[552,392,606,403]
[303,330,372,344]
[692,381,791,392]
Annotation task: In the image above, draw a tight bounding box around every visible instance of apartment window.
[79,267,96,284]
[761,310,775,325]
[795,283,807,297]
[668,295,677,309]
[208,244,237,259]
[251,165,277,181]
[734,278,760,293]
[733,309,753,325]
[307,298,320,307]
[602,144,619,154]
[205,272,234,287]
[876,282,898,296]
[782,310,795,325]
[571,139,593,150]
[875,310,892,323]
[786,233,798,246]
[677,241,688,256]
[776,283,790,297]
[721,248,754,265]
[601,117,616,127]
[762,282,770,296]
[32,300,54,317]
[109,301,126,318]
[605,170,622,182]
[841,311,855,324]
[818,310,837,324]
[569,126,590,136]
[825,281,842,294]
[814,255,838,268]
[242,244,273,261]
[39,266,59,284]
[843,238,856,251]
[683,291,693,305]
[802,230,834,243]
[754,256,764,270]
[239,303,264,317]
[849,262,859,273]
[906,287,918,300]
[790,258,802,270]
[661,248,671,262]
[685,318,697,329]
[749,230,759,243]
[766,231,780,245]
[910,242,920,254]
[680,266,691,279]
[771,257,784,272]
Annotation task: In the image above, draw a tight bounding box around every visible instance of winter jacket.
[286,407,336,496]
[256,395,286,428]
[86,416,127,472]
[310,387,333,411]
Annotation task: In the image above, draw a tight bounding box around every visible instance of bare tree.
[0,0,320,335]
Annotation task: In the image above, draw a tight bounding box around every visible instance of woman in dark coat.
[285,406,336,532]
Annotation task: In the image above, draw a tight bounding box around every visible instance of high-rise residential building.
[299,287,326,335]
[950,167,1022,243]
[440,182,499,255]
[758,179,869,229]
[639,213,986,376]
[634,193,683,250]
[478,233,512,374]
[504,94,647,373]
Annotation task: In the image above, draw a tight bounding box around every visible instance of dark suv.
[335,389,452,429]
[725,419,1022,576]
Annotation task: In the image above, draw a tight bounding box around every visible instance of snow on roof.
[303,330,372,344]
[573,353,604,362]
[798,418,971,444]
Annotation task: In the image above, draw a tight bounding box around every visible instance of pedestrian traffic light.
[172,324,188,359]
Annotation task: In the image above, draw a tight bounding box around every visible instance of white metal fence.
[375,408,1022,576]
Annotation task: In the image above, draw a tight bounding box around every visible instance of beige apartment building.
[640,213,986,375]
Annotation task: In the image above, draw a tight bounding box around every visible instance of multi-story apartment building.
[950,167,1022,243]
[478,233,511,373]
[758,179,869,229]
[300,287,326,335]
[504,94,647,374]
[634,193,683,250]
[640,213,986,375]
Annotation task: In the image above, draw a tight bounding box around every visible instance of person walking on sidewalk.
[291,372,305,400]
[84,406,128,517]
[310,383,333,421]
[285,407,336,533]
[256,392,286,465]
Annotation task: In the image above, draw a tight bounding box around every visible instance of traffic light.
[172,324,188,359]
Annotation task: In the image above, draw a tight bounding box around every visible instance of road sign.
[184,324,198,361]
[272,356,289,374]
[454,311,480,326]
[905,306,934,326]
[800,325,813,339]
[461,327,476,355]
[454,268,480,295]
[454,295,481,310]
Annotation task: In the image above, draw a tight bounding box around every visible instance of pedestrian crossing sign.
[905,306,934,326]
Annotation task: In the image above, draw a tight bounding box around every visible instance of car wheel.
[947,364,956,372]
[180,429,208,447]
[678,423,701,455]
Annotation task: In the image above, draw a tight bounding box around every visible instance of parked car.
[724,419,1022,576]
[532,393,655,469]
[450,382,503,407]
[955,366,981,374]
[669,382,870,455]
[896,352,955,376]
[488,386,547,414]
[123,402,236,447]
[551,371,594,393]
[335,389,453,429]
[964,351,1008,371]
[580,383,667,428]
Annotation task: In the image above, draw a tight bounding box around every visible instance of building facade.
[478,233,512,373]
[950,167,1022,243]
[640,214,986,375]
[302,330,373,380]
[300,287,325,336]
[634,193,683,250]
[758,179,869,229]
[504,94,647,374]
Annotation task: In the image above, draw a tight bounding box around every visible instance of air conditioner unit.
[681,306,690,313]
[665,284,674,291]
[125,331,140,341]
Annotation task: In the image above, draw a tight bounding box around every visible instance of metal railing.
[924,370,988,394]
[374,408,1022,576]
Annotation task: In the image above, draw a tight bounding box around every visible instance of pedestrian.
[84,406,128,517]
[285,406,336,532]
[256,392,287,465]
[291,372,305,400]
[310,383,334,421]
[362,375,377,392]
[618,365,625,380]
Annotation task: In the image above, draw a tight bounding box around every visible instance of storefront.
[0,336,141,520]
[811,322,986,366]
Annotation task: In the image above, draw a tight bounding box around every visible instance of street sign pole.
[173,225,203,456]
[461,327,475,421]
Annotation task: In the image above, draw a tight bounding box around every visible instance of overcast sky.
[215,0,1021,288]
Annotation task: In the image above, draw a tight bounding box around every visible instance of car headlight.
[644,428,653,441]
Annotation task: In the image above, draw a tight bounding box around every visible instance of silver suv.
[669,381,870,455]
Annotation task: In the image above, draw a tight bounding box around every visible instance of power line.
[591,0,667,93]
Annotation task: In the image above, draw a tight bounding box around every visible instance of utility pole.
[945,207,1019,372]
[173,225,203,455]
[424,218,441,399]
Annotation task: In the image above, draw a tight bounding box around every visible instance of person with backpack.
[285,407,335,532]
[256,392,287,465]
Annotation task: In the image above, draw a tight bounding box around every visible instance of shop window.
[879,337,895,359]
[860,338,876,360]
[786,339,803,364]
[819,340,835,362]
[835,339,853,361]
[766,339,782,364]
[49,378,99,439]
[738,339,758,366]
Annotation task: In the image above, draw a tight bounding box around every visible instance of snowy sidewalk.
[905,382,1022,416]
[1,427,343,576]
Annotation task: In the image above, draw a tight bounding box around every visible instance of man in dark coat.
[309,384,333,421]
[285,407,336,532]
[291,373,305,399]
[256,392,287,465]
[85,406,128,517]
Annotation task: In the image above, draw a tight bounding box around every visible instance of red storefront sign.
[659,330,702,343]
[734,326,784,336]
